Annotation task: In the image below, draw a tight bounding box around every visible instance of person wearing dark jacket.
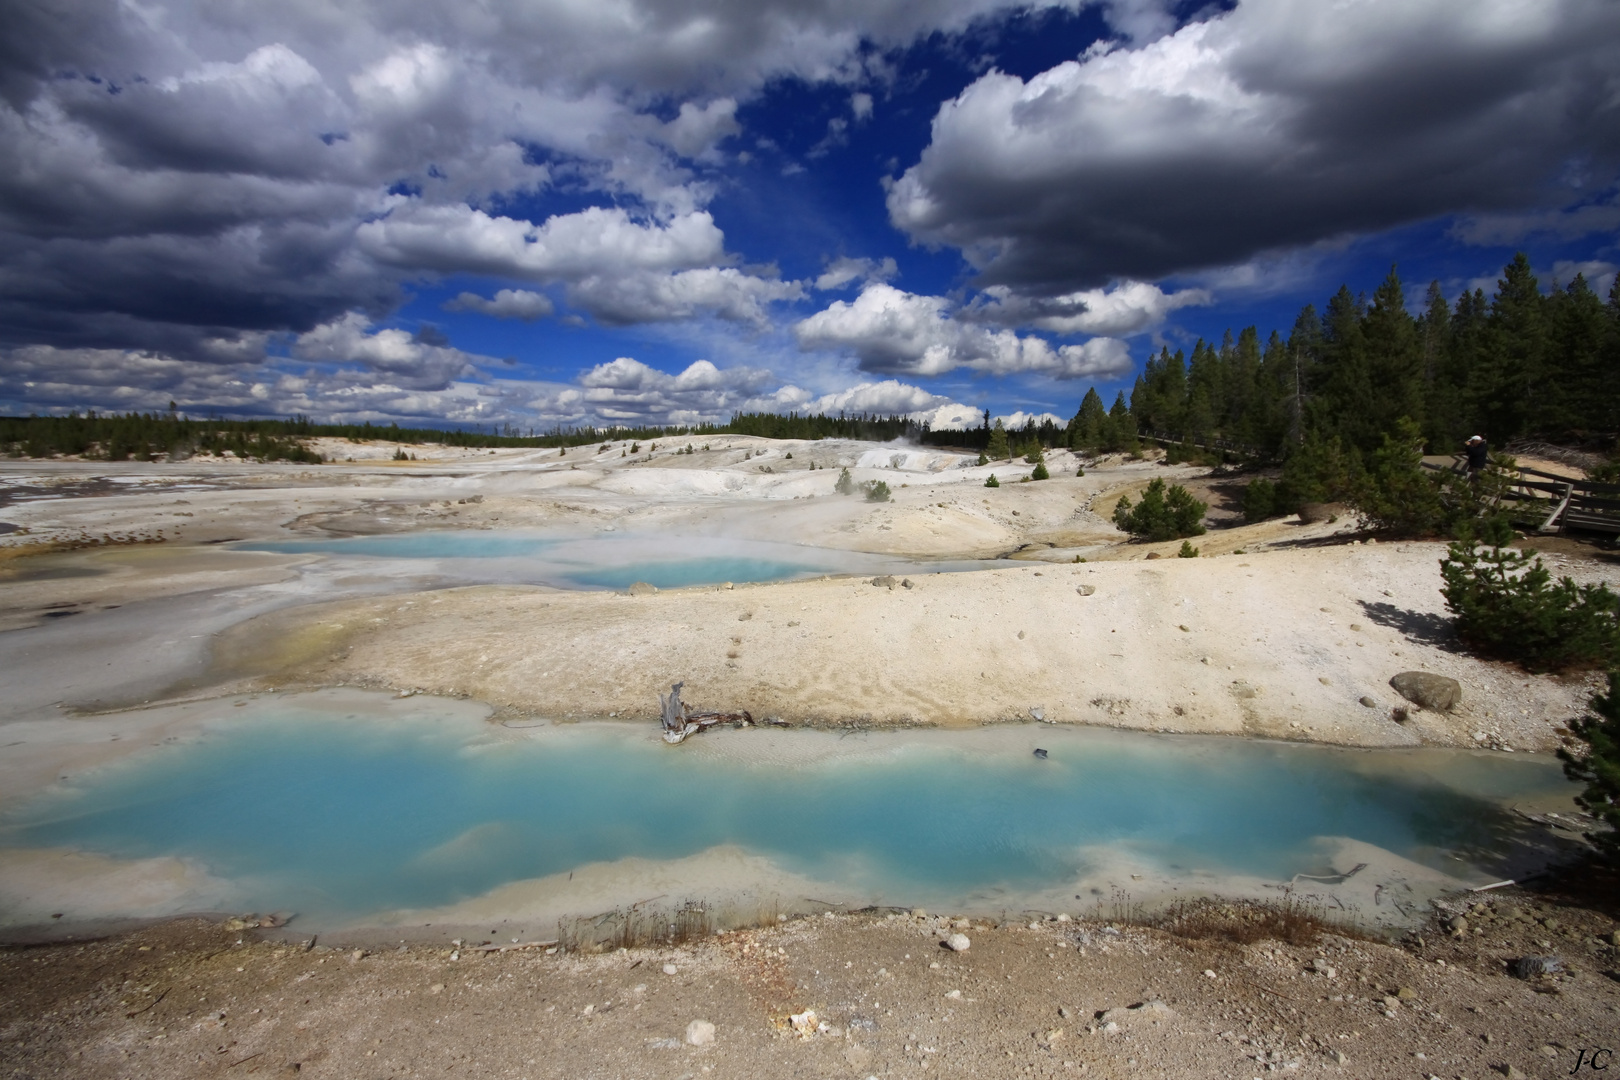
[1464,435,1488,478]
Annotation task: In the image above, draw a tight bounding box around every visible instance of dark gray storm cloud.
[887,0,1620,292]
[0,0,1064,366]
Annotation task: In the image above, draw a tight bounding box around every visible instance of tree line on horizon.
[4,254,1616,467]
[1081,253,1620,469]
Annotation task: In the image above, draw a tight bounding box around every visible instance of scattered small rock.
[626,581,658,596]
[1033,748,1048,759]
[870,575,897,589]
[945,989,962,1000]
[1076,584,1096,596]
[663,963,679,975]
[1030,706,1046,721]
[1448,915,1469,937]
[1145,552,1162,560]
[737,611,753,621]
[945,934,971,952]
[1359,696,1378,708]
[685,1019,716,1046]
[901,578,914,589]
[1329,1049,1347,1065]
[1509,955,1563,979]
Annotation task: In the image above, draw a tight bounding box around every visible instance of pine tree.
[1068,388,1109,451]
[1546,273,1609,435]
[1559,672,1620,863]
[1107,392,1138,452]
[986,419,1011,461]
[1474,253,1546,441]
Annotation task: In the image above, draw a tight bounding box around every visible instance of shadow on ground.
[1357,599,1462,650]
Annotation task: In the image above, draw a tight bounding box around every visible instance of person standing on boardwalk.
[1464,435,1488,480]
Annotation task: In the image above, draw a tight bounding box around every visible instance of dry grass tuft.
[1153,895,1361,947]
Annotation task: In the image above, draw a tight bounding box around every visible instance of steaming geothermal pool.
[1,692,1577,934]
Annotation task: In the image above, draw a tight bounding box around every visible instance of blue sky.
[2,0,1616,431]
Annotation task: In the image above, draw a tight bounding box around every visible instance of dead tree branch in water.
[659,681,752,744]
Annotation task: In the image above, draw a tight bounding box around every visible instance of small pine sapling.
[985,474,1000,488]
[835,467,856,495]
[1439,518,1619,672]
[1177,540,1199,558]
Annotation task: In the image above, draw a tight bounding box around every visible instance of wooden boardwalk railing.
[1138,430,1265,458]
[1421,458,1620,536]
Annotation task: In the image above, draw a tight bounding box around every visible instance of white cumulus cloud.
[794,283,1133,380]
[444,289,555,320]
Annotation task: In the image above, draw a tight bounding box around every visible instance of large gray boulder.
[1389,671,1462,711]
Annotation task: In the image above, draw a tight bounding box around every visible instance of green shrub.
[392,447,409,461]
[1440,518,1620,672]
[1024,442,1046,466]
[976,450,988,466]
[1348,419,1448,536]
[1243,478,1277,523]
[1075,465,1085,477]
[1559,671,1620,863]
[1030,461,1050,481]
[1113,479,1207,541]
[1177,540,1199,558]
[835,467,856,495]
[865,480,891,502]
[985,474,1000,488]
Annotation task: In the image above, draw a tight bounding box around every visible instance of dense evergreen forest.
[1100,254,1619,464]
[4,256,1615,469]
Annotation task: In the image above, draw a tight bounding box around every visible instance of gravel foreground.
[4,890,1617,1080]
